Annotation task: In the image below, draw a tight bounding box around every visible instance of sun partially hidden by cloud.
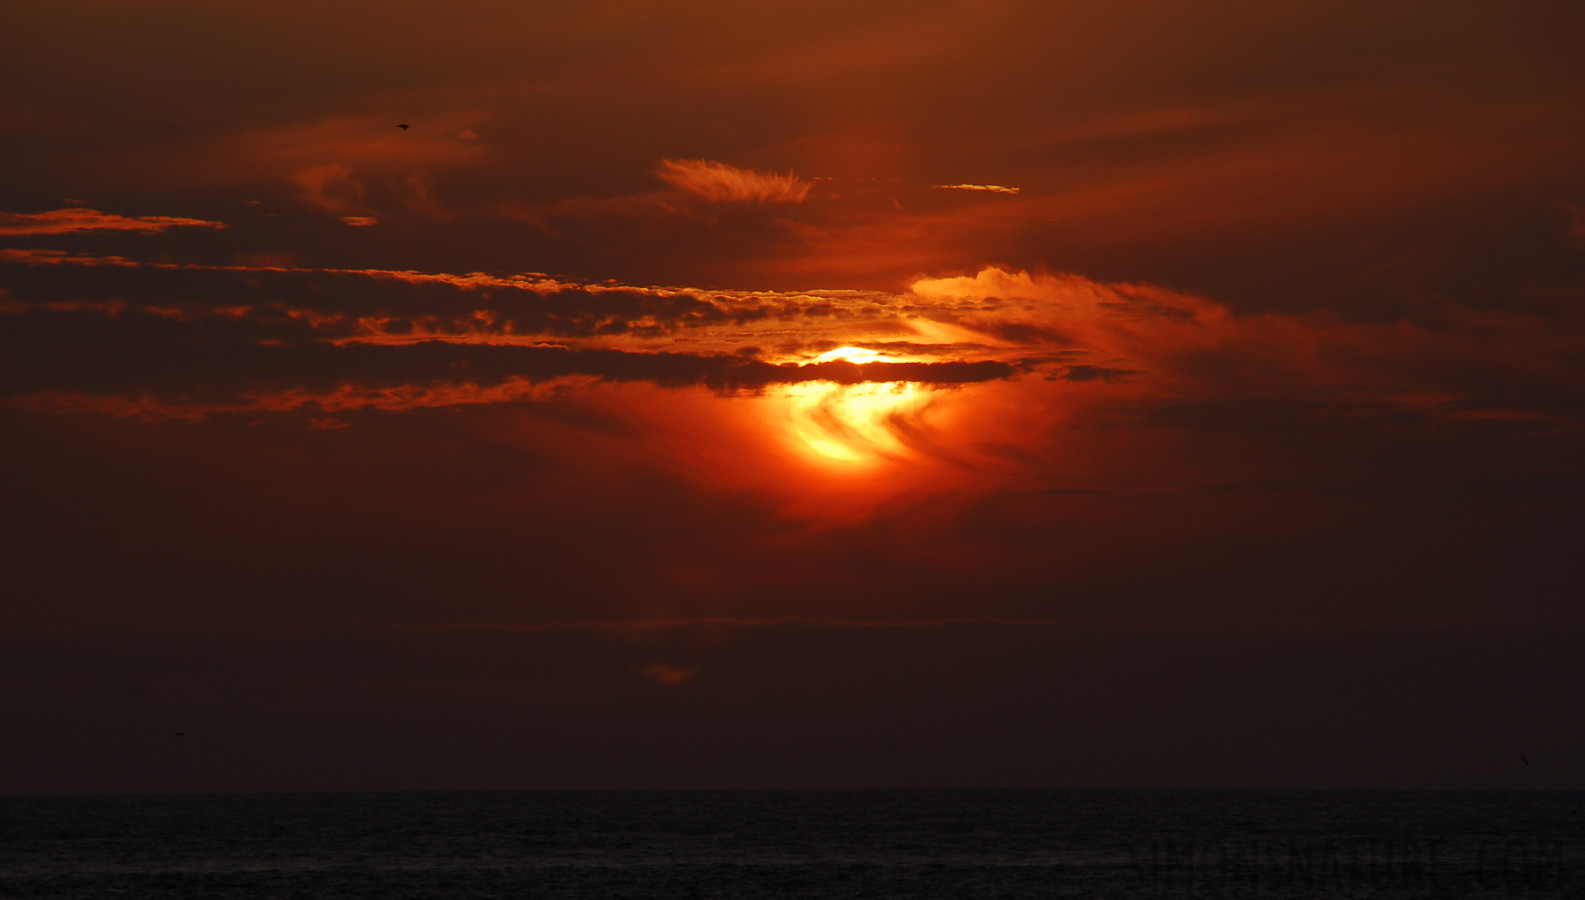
[783,348,929,464]
[657,159,811,204]
[0,209,228,235]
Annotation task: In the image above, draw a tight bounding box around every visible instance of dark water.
[1,791,1579,898]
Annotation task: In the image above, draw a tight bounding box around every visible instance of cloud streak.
[0,209,227,236]
[934,184,1020,194]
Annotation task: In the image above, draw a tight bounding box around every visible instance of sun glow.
[784,347,927,463]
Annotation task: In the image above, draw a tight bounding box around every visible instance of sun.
[783,347,927,463]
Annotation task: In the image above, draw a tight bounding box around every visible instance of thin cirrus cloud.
[656,159,812,204]
[0,208,228,236]
[933,184,1020,194]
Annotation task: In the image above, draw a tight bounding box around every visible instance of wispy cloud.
[933,184,1020,195]
[0,208,227,236]
[657,159,811,204]
[290,164,369,217]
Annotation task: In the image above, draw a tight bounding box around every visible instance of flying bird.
[1521,755,1530,766]
[396,124,410,130]
[175,732,185,737]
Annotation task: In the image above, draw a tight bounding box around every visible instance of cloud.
[4,251,1583,494]
[0,311,1019,417]
[934,184,1020,194]
[0,254,1026,425]
[0,209,227,236]
[291,164,370,217]
[0,248,950,358]
[909,267,1585,436]
[656,159,811,204]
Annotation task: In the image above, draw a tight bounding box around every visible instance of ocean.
[1,790,1579,898]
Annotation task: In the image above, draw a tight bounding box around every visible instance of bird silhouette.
[1521,755,1530,766]
[396,124,410,130]
[175,732,185,737]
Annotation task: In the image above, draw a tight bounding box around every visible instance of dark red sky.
[3,0,1584,791]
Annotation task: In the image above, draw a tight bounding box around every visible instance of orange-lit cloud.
[0,209,227,235]
[7,238,1581,532]
[657,159,811,204]
[934,184,1020,194]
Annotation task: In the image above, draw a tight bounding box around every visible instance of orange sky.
[3,0,1584,790]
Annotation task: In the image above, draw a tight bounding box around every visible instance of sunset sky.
[3,0,1584,792]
